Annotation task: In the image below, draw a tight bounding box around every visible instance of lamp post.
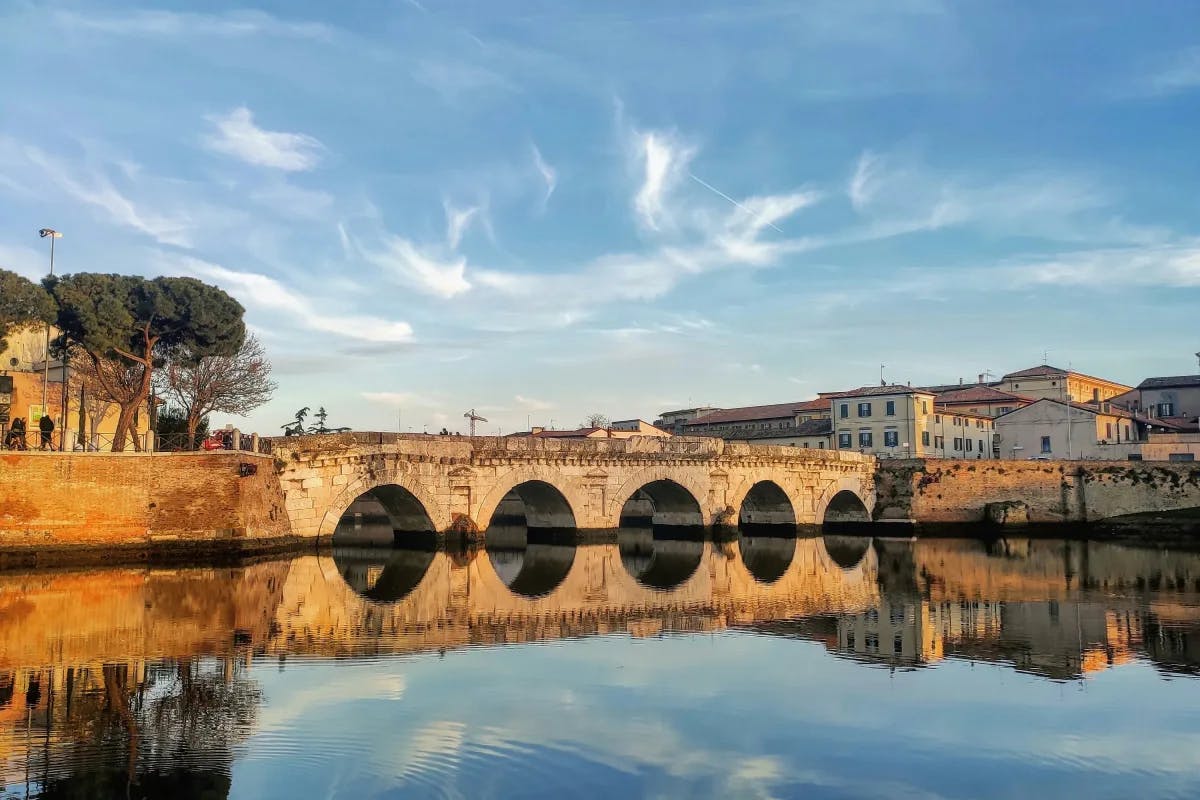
[37,229,61,443]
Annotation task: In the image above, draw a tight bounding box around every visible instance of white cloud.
[848,151,881,211]
[53,9,333,40]
[173,256,415,343]
[413,60,514,98]
[514,394,555,412]
[531,144,557,208]
[204,107,324,172]
[633,131,695,231]
[998,242,1200,289]
[1146,47,1200,96]
[22,145,192,246]
[443,201,480,249]
[364,235,471,299]
[362,391,438,407]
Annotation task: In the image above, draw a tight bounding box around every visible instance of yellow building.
[830,385,997,459]
[998,364,1131,405]
[0,326,151,450]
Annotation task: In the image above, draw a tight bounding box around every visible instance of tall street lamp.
[37,229,61,434]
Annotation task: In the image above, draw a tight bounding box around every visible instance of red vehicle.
[202,432,229,451]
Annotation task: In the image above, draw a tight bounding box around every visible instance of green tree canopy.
[50,273,246,450]
[0,268,55,352]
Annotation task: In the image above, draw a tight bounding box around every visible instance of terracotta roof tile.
[685,399,828,426]
[934,386,1033,405]
[827,384,934,399]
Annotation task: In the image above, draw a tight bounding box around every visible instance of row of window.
[839,399,917,419]
[837,430,986,453]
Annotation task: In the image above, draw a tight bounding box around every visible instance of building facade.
[830,385,997,459]
[1114,375,1200,430]
[653,407,717,435]
[998,365,1131,405]
[993,398,1178,460]
[680,399,830,440]
[1,326,151,450]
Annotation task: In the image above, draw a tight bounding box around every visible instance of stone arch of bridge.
[610,468,708,528]
[813,477,875,525]
[318,471,450,539]
[474,467,588,532]
[732,479,799,527]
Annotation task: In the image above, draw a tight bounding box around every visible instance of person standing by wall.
[38,413,54,450]
[6,417,26,450]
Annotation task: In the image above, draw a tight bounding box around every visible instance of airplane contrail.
[688,172,784,233]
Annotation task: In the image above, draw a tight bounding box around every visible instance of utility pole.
[38,229,61,441]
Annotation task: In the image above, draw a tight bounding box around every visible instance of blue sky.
[1,1,1198,434]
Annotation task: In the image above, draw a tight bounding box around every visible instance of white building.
[994,398,1180,460]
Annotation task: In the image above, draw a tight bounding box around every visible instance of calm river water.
[2,530,1199,799]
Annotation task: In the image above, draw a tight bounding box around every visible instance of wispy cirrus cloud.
[18,144,192,246]
[443,200,480,249]
[530,144,557,209]
[1141,46,1200,96]
[997,242,1200,289]
[52,8,333,40]
[172,256,414,343]
[204,107,324,171]
[362,234,471,299]
[632,130,695,231]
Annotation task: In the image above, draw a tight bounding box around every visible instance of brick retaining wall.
[0,452,295,561]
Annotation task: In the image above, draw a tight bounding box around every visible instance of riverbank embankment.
[0,451,300,567]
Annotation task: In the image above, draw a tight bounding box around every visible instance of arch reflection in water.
[618,527,705,591]
[333,546,438,602]
[739,536,798,584]
[485,480,578,598]
[822,534,874,570]
[487,542,577,598]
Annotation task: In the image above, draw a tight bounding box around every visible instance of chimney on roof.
[531,426,544,435]
[959,377,963,386]
[978,373,984,384]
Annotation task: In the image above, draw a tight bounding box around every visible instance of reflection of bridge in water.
[302,533,880,658]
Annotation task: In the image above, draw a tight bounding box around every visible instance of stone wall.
[876,459,1200,524]
[0,452,293,560]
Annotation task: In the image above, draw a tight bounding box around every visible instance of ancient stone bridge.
[271,433,877,542]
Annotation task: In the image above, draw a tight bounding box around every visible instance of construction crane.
[463,408,487,437]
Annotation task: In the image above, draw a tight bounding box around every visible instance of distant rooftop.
[828,384,934,399]
[1002,364,1131,389]
[686,399,827,426]
[727,418,833,440]
[934,386,1032,405]
[1137,375,1200,390]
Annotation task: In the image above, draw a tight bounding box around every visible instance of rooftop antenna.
[1042,348,1052,365]
[463,408,487,437]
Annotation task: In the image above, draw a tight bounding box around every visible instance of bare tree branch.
[155,334,277,448]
